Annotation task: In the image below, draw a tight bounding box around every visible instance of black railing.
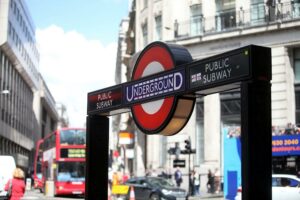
[175,1,300,39]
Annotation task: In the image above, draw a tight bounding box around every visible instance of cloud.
[36,25,117,127]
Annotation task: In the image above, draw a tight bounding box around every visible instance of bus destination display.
[61,148,85,158]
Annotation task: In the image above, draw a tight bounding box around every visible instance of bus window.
[57,162,85,182]
[60,129,86,145]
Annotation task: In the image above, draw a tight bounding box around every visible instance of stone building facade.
[115,0,300,192]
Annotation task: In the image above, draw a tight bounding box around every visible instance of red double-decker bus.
[33,139,44,191]
[40,127,86,196]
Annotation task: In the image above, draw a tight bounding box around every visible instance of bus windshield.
[60,129,86,145]
[57,162,85,182]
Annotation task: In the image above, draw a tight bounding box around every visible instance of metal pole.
[122,144,127,177]
[188,152,191,196]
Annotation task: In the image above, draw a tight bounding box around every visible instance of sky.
[25,0,130,127]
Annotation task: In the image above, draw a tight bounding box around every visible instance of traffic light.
[168,147,176,155]
[184,139,191,152]
[181,139,196,154]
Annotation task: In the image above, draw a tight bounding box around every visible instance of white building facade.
[130,0,300,192]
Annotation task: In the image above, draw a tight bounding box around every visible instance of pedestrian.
[122,172,129,183]
[214,168,221,194]
[174,167,183,187]
[297,171,300,179]
[192,170,200,196]
[146,169,152,176]
[112,171,120,186]
[5,168,25,200]
[189,171,194,195]
[207,169,215,193]
[108,168,113,188]
[151,169,158,177]
[159,170,168,179]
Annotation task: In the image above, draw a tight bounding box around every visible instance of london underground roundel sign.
[130,42,195,136]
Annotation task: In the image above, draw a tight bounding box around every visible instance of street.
[22,189,84,200]
[22,189,224,200]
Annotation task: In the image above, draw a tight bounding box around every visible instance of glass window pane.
[294,49,300,82]
[60,129,86,145]
[216,0,235,11]
[190,4,202,36]
[142,23,148,47]
[251,2,265,24]
[295,48,300,59]
[57,162,85,182]
[155,15,162,41]
[296,91,300,110]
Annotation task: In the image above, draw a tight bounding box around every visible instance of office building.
[0,0,58,170]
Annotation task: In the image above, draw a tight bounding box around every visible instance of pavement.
[188,192,224,200]
[22,189,83,200]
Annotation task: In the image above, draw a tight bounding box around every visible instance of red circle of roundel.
[131,44,175,133]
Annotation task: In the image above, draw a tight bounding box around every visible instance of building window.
[8,22,12,36]
[190,4,203,36]
[294,48,300,125]
[143,0,148,9]
[13,1,17,15]
[295,48,300,83]
[142,22,148,47]
[155,15,162,41]
[159,136,167,167]
[220,91,241,125]
[293,0,300,18]
[50,118,56,131]
[215,0,236,31]
[42,107,47,122]
[196,101,204,165]
[251,0,265,25]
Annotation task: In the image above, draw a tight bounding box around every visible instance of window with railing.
[174,1,300,39]
[190,4,203,36]
[266,0,277,22]
[216,0,236,31]
[251,0,265,25]
[293,0,300,18]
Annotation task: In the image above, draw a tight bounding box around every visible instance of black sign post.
[86,43,271,200]
[241,81,272,200]
[85,115,109,200]
[240,47,272,200]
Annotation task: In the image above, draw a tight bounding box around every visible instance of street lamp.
[1,90,10,94]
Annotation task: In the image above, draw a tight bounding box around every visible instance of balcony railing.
[175,1,300,39]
